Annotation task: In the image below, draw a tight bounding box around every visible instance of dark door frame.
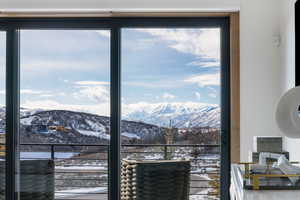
[0,17,231,200]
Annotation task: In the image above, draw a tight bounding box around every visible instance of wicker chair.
[121,159,190,200]
[0,159,55,200]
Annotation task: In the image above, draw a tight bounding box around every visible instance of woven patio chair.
[121,159,190,200]
[0,159,55,200]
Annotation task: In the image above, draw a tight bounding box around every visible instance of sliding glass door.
[0,17,230,200]
[121,28,222,199]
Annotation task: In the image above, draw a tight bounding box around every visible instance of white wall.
[0,0,286,161]
[0,0,240,11]
[279,0,300,162]
[239,0,282,161]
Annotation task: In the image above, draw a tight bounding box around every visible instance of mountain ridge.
[0,102,220,132]
[123,102,220,128]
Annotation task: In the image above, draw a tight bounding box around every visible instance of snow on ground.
[77,130,140,140]
[85,119,106,133]
[77,129,110,140]
[21,152,77,159]
[55,187,107,198]
[20,116,36,125]
[121,132,140,139]
[201,154,220,160]
[144,153,164,160]
[56,166,107,170]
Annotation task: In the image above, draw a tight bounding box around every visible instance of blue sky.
[0,29,220,116]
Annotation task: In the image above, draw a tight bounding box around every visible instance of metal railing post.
[164,146,168,160]
[51,145,55,160]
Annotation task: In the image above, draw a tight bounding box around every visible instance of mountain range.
[123,102,220,128]
[0,102,219,145]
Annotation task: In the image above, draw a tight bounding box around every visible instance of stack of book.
[250,136,289,162]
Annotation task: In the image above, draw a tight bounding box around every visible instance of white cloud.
[126,38,159,51]
[207,87,218,98]
[23,60,107,72]
[209,93,217,98]
[162,92,176,100]
[0,89,51,95]
[96,30,110,38]
[0,89,65,102]
[74,81,109,86]
[19,30,110,73]
[184,73,220,87]
[195,92,201,100]
[22,100,110,116]
[0,56,5,68]
[21,89,45,95]
[39,94,54,98]
[136,28,220,61]
[188,60,220,68]
[124,80,183,89]
[73,85,110,103]
[72,81,110,103]
[207,86,217,93]
[57,92,66,96]
[0,89,66,100]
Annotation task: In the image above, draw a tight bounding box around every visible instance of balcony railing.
[1,143,220,200]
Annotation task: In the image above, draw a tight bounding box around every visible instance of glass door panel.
[20,30,110,200]
[121,28,221,200]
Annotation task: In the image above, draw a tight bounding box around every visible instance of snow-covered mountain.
[0,102,220,145]
[0,107,164,144]
[21,110,163,142]
[0,102,220,136]
[123,102,220,128]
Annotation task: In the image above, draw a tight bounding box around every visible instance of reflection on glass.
[0,32,6,200]
[20,30,110,200]
[121,28,221,200]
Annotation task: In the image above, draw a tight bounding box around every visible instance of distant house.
[0,134,5,157]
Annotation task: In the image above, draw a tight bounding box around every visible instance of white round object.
[276,86,300,138]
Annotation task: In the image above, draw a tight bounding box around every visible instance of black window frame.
[0,17,231,200]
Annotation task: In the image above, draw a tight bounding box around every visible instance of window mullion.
[5,28,20,200]
[109,26,121,200]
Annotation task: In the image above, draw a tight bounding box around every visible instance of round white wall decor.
[276,86,300,138]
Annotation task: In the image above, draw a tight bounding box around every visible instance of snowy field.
[21,152,78,159]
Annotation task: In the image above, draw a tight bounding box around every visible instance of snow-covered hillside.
[0,107,164,144]
[123,102,220,128]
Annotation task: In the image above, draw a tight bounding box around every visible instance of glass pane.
[0,32,6,200]
[121,28,221,200]
[20,30,110,200]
